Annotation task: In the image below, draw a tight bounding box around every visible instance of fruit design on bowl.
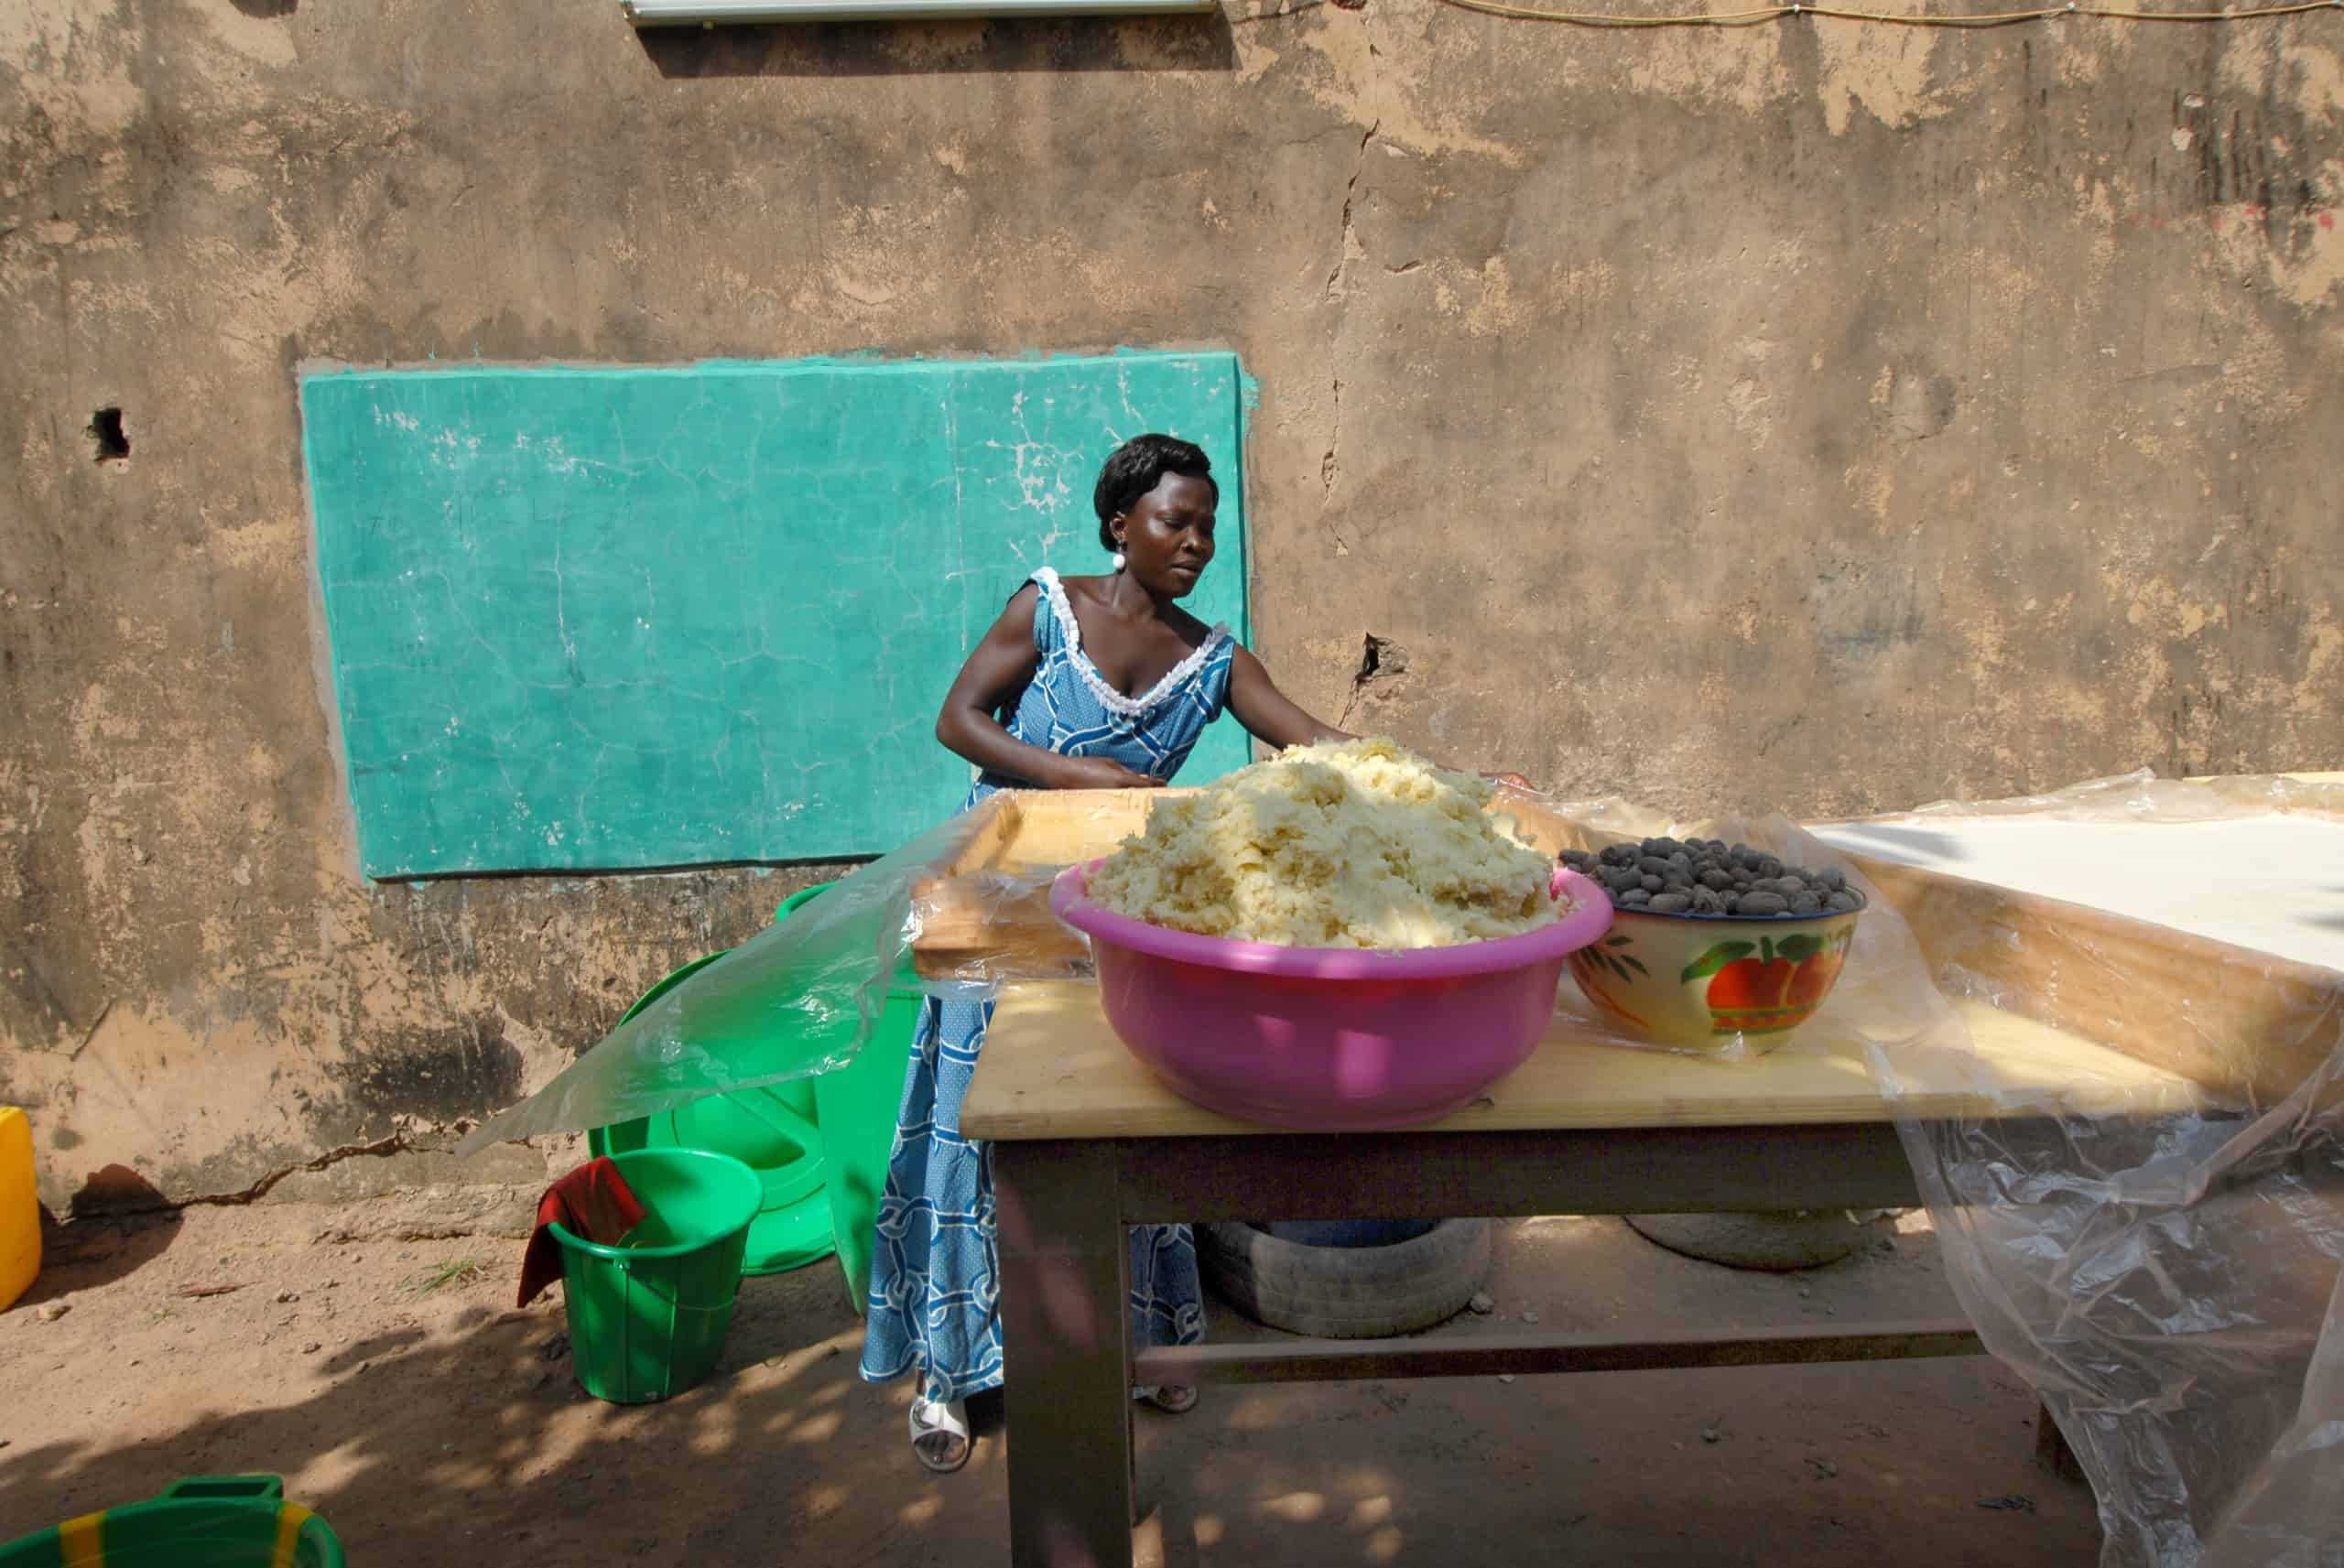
[1569,907,1862,1049]
[1681,925,1855,1033]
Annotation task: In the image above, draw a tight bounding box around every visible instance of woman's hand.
[1052,755,1165,791]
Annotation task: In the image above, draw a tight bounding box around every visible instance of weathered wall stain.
[2,0,2339,1206]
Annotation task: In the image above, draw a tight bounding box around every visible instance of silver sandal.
[909,1396,971,1473]
[1134,1383,1200,1414]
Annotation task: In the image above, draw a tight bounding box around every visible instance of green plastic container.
[589,880,924,1314]
[0,1475,342,1567]
[553,1146,762,1403]
[787,882,925,1316]
[590,950,835,1277]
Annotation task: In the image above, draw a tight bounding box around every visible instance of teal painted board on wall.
[300,354,1253,878]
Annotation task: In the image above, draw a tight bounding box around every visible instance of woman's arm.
[1225,645,1355,752]
[936,589,1164,790]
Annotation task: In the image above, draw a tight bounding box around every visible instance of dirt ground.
[0,1201,2100,1566]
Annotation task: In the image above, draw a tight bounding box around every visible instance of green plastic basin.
[0,1476,342,1568]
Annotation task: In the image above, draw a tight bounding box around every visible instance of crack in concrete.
[69,997,115,1060]
[1319,373,1348,555]
[1318,119,1380,560]
[177,1132,418,1210]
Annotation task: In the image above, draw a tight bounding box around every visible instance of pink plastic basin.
[1049,862,1614,1131]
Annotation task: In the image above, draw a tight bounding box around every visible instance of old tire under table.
[1199,1217,1494,1338]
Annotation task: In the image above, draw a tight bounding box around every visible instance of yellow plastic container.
[1,1107,38,1313]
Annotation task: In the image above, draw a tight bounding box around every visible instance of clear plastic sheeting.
[1815,773,2344,977]
[457,791,1138,1154]
[1872,766,2344,825]
[1825,771,2344,1567]
[1534,775,2344,1568]
[1888,1030,2344,1568]
[463,817,1013,1154]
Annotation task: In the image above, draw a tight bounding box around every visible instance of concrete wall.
[4,0,2339,1208]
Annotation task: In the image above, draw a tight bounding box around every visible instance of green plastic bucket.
[0,1475,343,1567]
[553,1146,762,1404]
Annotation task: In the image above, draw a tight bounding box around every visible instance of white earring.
[1112,549,1127,572]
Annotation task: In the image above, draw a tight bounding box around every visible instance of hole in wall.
[1353,633,1407,687]
[89,407,129,463]
[1339,633,1410,730]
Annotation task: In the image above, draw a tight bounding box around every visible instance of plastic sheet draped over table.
[463,775,2344,1568]
[454,796,1120,1152]
[1547,776,2344,1566]
[1829,773,2344,1568]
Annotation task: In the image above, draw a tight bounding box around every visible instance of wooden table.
[963,981,2209,1568]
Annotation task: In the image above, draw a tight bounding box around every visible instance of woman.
[860,434,1498,1471]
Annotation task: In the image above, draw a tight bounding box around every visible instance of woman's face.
[1113,472,1218,599]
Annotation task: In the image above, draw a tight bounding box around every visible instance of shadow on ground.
[0,1207,2099,1567]
[19,1206,183,1301]
[0,1258,949,1565]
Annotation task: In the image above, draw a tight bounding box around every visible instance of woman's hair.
[1092,434,1218,552]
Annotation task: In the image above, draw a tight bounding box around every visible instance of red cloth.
[517,1157,648,1308]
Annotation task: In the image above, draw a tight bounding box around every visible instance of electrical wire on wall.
[1429,0,2338,26]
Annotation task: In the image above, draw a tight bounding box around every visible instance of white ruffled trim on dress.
[1031,566,1230,719]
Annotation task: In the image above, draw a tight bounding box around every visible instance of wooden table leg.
[993,1138,1136,1568]
[2035,1399,2087,1483]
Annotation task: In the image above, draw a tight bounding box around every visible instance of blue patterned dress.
[859,567,1233,1405]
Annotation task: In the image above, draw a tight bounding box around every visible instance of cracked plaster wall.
[3,0,2340,1209]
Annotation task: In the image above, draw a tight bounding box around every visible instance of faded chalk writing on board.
[300,353,1253,878]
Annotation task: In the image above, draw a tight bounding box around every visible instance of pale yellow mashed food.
[1084,738,1559,949]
